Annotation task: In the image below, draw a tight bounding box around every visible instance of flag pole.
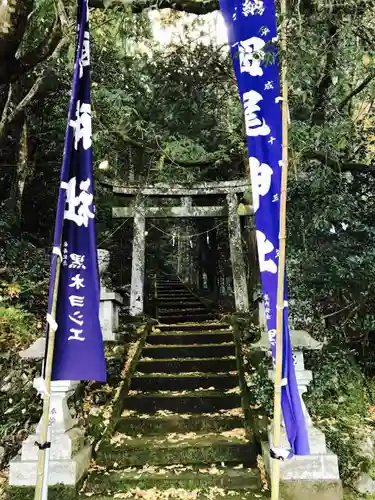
[34,255,62,500]
[271,0,289,498]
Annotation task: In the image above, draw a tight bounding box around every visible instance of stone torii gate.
[112,179,253,316]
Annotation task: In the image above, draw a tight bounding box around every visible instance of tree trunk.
[5,108,27,221]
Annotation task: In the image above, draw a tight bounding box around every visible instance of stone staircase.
[83,277,267,499]
[155,278,217,324]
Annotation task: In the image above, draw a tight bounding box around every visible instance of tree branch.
[105,121,374,173]
[4,17,62,85]
[0,36,70,140]
[101,121,240,168]
[0,83,12,136]
[303,151,373,173]
[311,20,338,124]
[0,0,71,86]
[339,72,375,111]
[89,0,219,14]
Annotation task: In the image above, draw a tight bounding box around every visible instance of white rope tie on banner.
[46,313,58,333]
[275,97,291,123]
[270,447,292,461]
[52,246,63,260]
[34,377,50,398]
[275,301,288,310]
[274,377,288,390]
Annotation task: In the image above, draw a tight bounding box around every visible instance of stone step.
[157,295,197,301]
[157,287,190,291]
[79,491,268,500]
[96,433,257,467]
[158,308,209,315]
[157,322,230,332]
[137,357,237,373]
[157,298,200,302]
[156,278,181,282]
[157,295,201,301]
[156,301,204,308]
[156,279,182,283]
[157,285,188,290]
[147,330,233,345]
[122,390,241,413]
[117,412,245,435]
[142,343,235,359]
[130,372,239,391]
[85,465,262,495]
[160,314,217,324]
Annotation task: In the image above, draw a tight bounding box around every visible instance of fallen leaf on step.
[225,387,240,394]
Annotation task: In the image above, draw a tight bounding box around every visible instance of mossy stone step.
[157,292,197,303]
[96,434,257,467]
[142,343,235,359]
[157,295,202,301]
[78,492,268,500]
[160,314,217,324]
[157,288,188,291]
[85,466,262,495]
[122,390,241,413]
[157,296,197,302]
[156,301,204,308]
[156,278,183,282]
[157,323,230,332]
[157,297,198,304]
[159,308,209,315]
[137,357,237,373]
[147,331,233,345]
[130,372,239,391]
[116,413,245,435]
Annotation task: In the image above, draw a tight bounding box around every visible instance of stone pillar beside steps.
[9,378,91,487]
[98,248,123,340]
[252,325,343,500]
[99,289,123,341]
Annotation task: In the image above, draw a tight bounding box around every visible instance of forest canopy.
[1,0,375,333]
[2,0,375,492]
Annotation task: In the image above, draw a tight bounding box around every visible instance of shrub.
[0,306,40,352]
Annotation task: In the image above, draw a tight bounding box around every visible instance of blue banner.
[219,0,309,455]
[47,0,106,382]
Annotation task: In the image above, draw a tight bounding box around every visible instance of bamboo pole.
[271,0,289,499]
[34,256,62,500]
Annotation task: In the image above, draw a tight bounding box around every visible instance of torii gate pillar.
[226,192,249,312]
[130,207,146,316]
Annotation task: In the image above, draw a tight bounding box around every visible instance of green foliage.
[0,210,49,316]
[305,347,374,481]
[0,306,39,351]
[6,483,82,500]
[232,313,261,344]
[287,166,375,359]
[2,2,375,494]
[0,354,42,465]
